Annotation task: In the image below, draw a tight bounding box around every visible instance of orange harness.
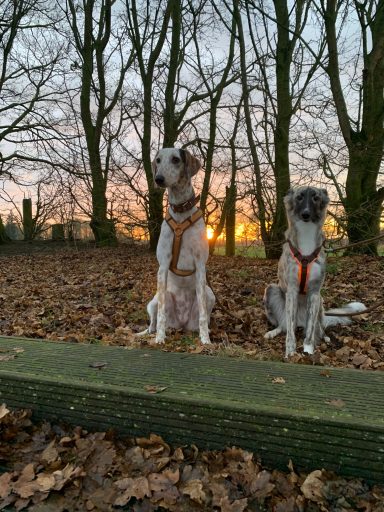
[165,209,203,277]
[288,240,322,295]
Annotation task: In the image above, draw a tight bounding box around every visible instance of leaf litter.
[0,404,383,511]
[0,246,382,368]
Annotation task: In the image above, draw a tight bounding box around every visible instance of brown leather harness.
[288,240,323,295]
[165,207,203,277]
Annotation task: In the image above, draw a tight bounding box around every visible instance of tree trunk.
[225,185,236,256]
[90,178,116,246]
[264,0,293,259]
[22,198,33,241]
[344,146,383,255]
[0,215,10,243]
[323,0,384,255]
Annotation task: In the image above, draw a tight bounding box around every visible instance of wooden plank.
[0,336,383,482]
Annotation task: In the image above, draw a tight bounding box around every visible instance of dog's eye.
[313,195,320,202]
[172,156,180,164]
[156,158,161,163]
[297,194,304,201]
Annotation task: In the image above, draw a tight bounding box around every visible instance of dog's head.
[151,148,201,188]
[284,186,329,224]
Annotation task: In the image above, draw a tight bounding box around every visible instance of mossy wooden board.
[0,336,383,482]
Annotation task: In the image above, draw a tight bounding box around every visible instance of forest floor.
[0,243,384,511]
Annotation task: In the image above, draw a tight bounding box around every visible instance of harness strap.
[165,209,203,276]
[288,239,322,295]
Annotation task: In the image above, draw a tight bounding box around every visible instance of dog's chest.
[157,219,207,270]
[296,221,319,255]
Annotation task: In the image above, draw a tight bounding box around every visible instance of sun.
[206,227,214,240]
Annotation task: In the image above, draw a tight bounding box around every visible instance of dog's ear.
[283,188,295,211]
[151,153,158,187]
[320,188,330,207]
[180,149,201,177]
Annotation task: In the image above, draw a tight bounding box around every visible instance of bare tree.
[0,0,62,172]
[319,0,384,254]
[60,0,134,246]
[233,0,325,258]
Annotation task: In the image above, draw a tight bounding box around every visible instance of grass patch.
[214,245,265,258]
[326,261,341,275]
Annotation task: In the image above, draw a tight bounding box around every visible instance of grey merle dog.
[264,186,366,357]
[140,148,215,344]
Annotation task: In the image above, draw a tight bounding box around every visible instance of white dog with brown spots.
[142,148,215,344]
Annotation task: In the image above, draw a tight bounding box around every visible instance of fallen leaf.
[301,470,325,503]
[89,362,108,369]
[352,353,368,366]
[0,354,15,362]
[272,376,286,384]
[0,472,12,499]
[41,440,59,465]
[325,399,345,408]
[114,476,150,506]
[144,385,168,394]
[181,479,206,504]
[0,403,10,419]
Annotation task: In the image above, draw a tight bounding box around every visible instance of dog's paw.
[135,328,149,337]
[285,335,296,357]
[200,335,211,345]
[303,342,314,354]
[155,332,165,344]
[264,327,282,339]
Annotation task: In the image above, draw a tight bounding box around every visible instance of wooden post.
[22,198,33,241]
[51,224,65,241]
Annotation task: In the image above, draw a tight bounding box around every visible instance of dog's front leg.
[285,287,298,357]
[156,266,168,343]
[303,292,321,354]
[195,264,211,344]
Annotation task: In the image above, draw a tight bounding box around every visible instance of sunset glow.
[206,227,214,240]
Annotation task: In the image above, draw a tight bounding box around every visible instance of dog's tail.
[324,302,366,327]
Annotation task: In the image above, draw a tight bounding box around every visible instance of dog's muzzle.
[155,175,166,187]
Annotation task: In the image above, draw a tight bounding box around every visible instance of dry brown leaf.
[12,463,37,499]
[352,353,368,366]
[144,385,168,394]
[0,472,12,499]
[147,468,180,495]
[41,440,60,465]
[0,403,10,419]
[180,479,206,504]
[301,470,325,503]
[114,476,150,506]
[325,398,345,408]
[272,376,286,384]
[0,354,15,362]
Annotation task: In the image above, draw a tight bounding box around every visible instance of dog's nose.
[301,211,310,221]
[155,175,165,186]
